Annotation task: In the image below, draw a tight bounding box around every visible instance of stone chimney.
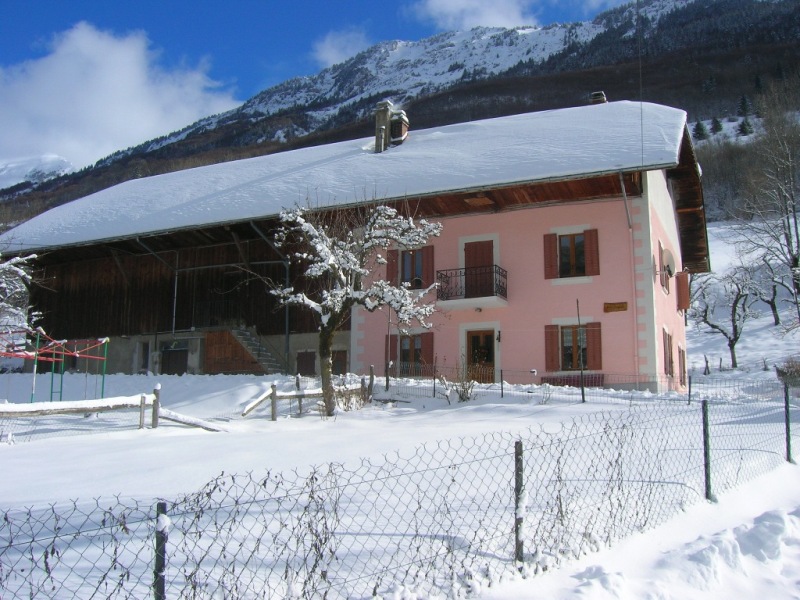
[375,100,409,153]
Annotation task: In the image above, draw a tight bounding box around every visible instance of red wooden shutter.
[544,234,558,279]
[420,331,434,365]
[584,229,600,276]
[421,245,434,288]
[586,322,602,370]
[545,325,560,371]
[676,271,690,311]
[386,249,398,284]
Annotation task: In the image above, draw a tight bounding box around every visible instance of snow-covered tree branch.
[272,205,442,416]
[0,253,37,333]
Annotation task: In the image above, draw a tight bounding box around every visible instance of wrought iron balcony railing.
[436,265,508,301]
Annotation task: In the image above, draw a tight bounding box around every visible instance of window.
[387,332,434,376]
[387,246,434,290]
[559,233,586,277]
[402,249,424,289]
[332,350,348,375]
[544,229,599,279]
[545,323,602,371]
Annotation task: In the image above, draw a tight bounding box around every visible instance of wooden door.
[467,329,494,383]
[464,240,494,298]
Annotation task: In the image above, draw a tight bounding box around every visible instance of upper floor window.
[387,246,434,290]
[402,249,425,289]
[544,229,600,279]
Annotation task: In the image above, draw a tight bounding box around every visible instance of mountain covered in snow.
[2,0,798,222]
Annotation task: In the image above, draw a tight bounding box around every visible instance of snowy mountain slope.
[0,155,73,190]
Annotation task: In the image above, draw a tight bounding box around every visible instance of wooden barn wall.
[34,238,326,339]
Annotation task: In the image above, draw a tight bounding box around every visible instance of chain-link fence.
[1,378,798,598]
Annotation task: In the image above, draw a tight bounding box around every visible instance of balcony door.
[464,240,494,298]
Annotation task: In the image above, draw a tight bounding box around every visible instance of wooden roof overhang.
[667,129,710,274]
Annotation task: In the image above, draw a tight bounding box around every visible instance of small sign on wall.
[604,302,628,313]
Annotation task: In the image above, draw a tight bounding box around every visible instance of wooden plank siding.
[33,237,312,339]
[204,330,265,375]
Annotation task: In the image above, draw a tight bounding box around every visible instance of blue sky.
[0,0,626,170]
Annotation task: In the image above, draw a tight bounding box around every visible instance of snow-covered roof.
[1,101,687,253]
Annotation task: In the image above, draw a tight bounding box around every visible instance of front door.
[467,329,495,383]
[464,240,494,298]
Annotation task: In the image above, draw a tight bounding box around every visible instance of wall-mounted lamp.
[475,307,482,312]
[496,331,502,342]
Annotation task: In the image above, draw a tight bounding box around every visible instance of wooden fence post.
[271,383,278,422]
[152,384,161,429]
[369,365,375,401]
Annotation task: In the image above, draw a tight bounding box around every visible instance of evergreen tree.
[738,95,752,117]
[693,120,709,141]
[737,117,754,137]
[710,117,723,134]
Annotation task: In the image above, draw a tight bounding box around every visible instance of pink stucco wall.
[351,176,687,389]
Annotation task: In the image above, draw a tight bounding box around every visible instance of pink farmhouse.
[0,97,708,390]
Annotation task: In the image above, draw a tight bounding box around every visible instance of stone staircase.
[230,328,286,375]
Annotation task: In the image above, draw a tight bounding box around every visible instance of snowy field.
[1,220,800,598]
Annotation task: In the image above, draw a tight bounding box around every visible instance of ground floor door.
[466,329,495,383]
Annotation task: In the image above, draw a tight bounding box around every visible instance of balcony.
[436,265,508,308]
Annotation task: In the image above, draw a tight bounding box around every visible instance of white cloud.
[410,0,540,30]
[0,22,240,170]
[311,27,372,69]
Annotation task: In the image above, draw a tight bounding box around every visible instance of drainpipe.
[620,172,641,385]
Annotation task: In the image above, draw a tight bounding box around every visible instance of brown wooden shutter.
[584,229,600,276]
[421,245,434,288]
[586,322,602,370]
[544,234,558,279]
[386,249,398,284]
[420,331,434,365]
[545,325,560,371]
[676,271,690,311]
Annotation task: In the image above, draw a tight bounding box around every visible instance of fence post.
[152,384,161,429]
[784,381,796,464]
[514,440,524,566]
[154,501,167,600]
[139,394,146,429]
[687,375,692,405]
[701,399,716,502]
[271,383,278,422]
[501,370,504,398]
[369,365,375,400]
[295,373,301,391]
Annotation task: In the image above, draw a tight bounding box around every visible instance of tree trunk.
[728,340,738,369]
[319,325,336,416]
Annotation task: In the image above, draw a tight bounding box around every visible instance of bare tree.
[689,268,759,369]
[730,76,800,330]
[272,205,442,416]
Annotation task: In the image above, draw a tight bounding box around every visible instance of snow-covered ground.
[1,221,799,598]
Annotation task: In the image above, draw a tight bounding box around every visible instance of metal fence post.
[514,440,524,566]
[139,394,146,429]
[271,383,278,422]
[501,370,504,398]
[784,381,795,464]
[154,501,167,600]
[701,399,716,502]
